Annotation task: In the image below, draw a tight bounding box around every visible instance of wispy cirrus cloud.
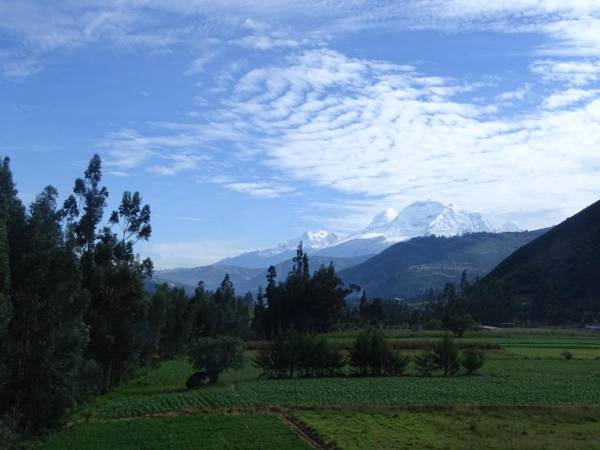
[542,88,599,109]
[223,181,295,198]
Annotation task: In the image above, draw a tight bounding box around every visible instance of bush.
[188,336,244,383]
[431,334,460,377]
[414,349,436,377]
[461,348,485,375]
[349,329,409,377]
[561,350,574,360]
[253,333,346,378]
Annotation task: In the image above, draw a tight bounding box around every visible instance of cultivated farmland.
[36,329,600,449]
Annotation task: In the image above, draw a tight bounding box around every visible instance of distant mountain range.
[339,229,546,299]
[216,230,341,268]
[152,198,600,323]
[214,200,513,267]
[153,199,536,298]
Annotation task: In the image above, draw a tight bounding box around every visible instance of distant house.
[584,324,600,332]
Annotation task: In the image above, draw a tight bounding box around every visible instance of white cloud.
[213,49,600,225]
[531,60,600,86]
[101,129,208,175]
[542,88,599,109]
[222,181,295,198]
[148,153,205,176]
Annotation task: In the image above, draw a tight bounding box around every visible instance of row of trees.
[251,330,485,379]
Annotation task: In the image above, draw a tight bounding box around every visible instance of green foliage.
[461,349,485,375]
[0,155,160,437]
[340,230,545,299]
[349,330,409,376]
[189,336,244,382]
[431,334,461,377]
[414,349,436,377]
[262,244,349,337]
[253,333,346,378]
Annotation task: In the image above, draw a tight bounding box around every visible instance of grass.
[39,328,600,449]
[74,349,600,420]
[296,407,600,450]
[40,415,310,450]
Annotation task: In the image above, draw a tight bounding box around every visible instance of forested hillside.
[340,230,546,299]
[484,199,600,323]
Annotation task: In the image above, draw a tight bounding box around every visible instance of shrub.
[349,329,408,377]
[431,334,460,377]
[188,336,244,383]
[461,349,485,375]
[561,350,574,360]
[414,349,436,377]
[253,333,346,378]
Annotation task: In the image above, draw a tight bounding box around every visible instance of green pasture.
[39,328,600,449]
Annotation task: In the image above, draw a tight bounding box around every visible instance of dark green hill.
[339,230,546,299]
[484,200,600,322]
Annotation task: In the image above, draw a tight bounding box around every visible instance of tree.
[431,334,461,377]
[69,156,153,392]
[2,183,87,433]
[461,349,485,375]
[414,349,436,377]
[188,336,244,383]
[349,329,408,376]
[309,263,349,333]
[252,286,266,339]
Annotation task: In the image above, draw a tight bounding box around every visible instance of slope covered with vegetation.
[340,230,546,299]
[484,199,600,322]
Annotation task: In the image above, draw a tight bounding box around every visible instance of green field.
[38,329,600,449]
[41,415,310,450]
[296,407,600,450]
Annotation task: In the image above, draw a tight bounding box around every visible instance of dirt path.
[275,408,338,450]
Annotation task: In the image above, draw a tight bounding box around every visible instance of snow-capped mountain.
[495,221,521,232]
[348,200,494,242]
[215,231,340,268]
[216,201,500,266]
[280,230,341,251]
[316,200,495,258]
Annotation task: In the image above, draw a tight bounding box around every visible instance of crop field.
[41,415,310,450]
[38,329,600,449]
[296,407,600,450]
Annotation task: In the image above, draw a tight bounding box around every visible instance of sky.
[1,1,600,269]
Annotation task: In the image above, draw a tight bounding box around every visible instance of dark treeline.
[253,243,350,338]
[349,267,599,332]
[0,155,159,438]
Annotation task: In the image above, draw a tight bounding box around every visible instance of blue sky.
[1,1,600,268]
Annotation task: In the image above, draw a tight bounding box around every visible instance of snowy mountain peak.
[298,230,340,249]
[365,208,399,231]
[276,230,340,252]
[347,200,494,243]
[495,221,521,232]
